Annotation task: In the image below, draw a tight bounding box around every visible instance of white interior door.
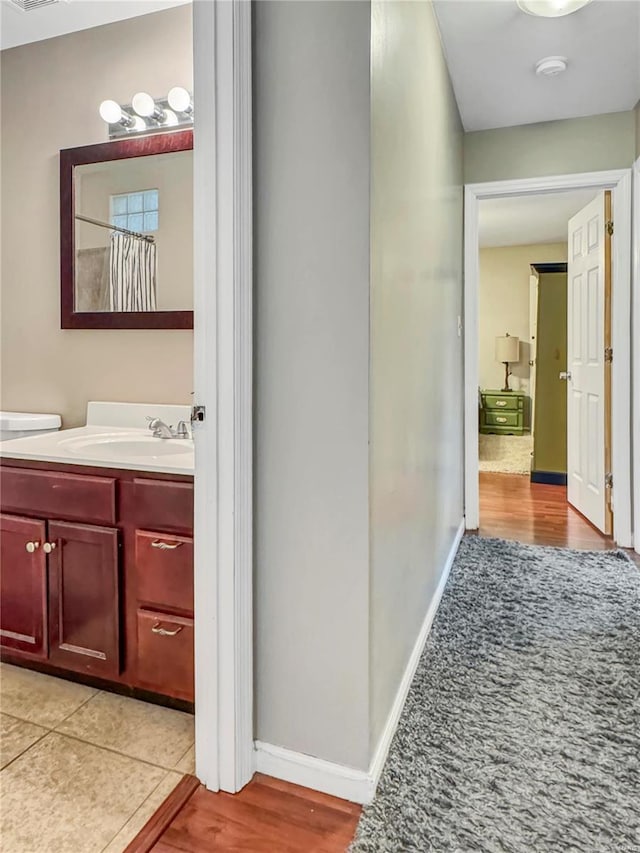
[529,272,538,436]
[566,191,612,534]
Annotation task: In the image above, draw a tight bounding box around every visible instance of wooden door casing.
[48,520,121,678]
[0,514,48,658]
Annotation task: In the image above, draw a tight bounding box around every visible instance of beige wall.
[0,6,193,427]
[369,0,464,750]
[479,243,568,400]
[253,1,372,770]
[465,110,636,184]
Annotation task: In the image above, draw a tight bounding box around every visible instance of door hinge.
[605,472,613,489]
[606,220,614,236]
[191,405,206,424]
[604,347,613,363]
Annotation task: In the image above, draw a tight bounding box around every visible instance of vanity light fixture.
[516,0,592,17]
[98,88,194,139]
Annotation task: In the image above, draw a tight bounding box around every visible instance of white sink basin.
[59,433,193,461]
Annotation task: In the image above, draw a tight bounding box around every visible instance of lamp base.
[502,361,513,392]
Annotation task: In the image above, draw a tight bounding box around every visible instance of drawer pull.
[496,417,507,423]
[151,540,182,550]
[43,542,57,554]
[151,622,183,637]
[495,401,507,407]
[25,541,40,554]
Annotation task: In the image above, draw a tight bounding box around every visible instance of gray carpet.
[351,537,640,853]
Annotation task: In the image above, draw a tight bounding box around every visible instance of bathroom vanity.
[0,403,195,707]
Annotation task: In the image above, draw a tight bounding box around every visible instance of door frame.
[633,157,640,555]
[192,0,254,792]
[464,170,632,547]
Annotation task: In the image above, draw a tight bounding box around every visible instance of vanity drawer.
[136,609,194,702]
[0,468,116,525]
[131,478,193,533]
[484,411,520,428]
[135,530,193,614]
[483,394,521,411]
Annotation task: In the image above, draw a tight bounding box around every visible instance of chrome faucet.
[146,417,190,439]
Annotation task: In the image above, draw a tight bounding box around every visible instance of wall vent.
[9,0,61,11]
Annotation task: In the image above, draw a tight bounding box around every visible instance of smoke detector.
[9,0,62,11]
[535,56,568,77]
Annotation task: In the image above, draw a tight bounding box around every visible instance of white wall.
[479,243,568,396]
[253,0,372,771]
[464,110,636,184]
[369,0,464,750]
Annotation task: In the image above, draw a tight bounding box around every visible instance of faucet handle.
[175,420,190,438]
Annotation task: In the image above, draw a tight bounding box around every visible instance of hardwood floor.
[478,471,619,550]
[144,774,362,853]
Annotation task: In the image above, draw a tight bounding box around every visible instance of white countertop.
[0,402,194,476]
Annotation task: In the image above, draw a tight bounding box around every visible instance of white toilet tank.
[0,411,62,442]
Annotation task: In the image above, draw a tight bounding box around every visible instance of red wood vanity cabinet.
[0,459,194,705]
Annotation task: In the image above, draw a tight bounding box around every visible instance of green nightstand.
[480,390,526,435]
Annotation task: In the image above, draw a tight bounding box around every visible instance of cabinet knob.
[43,542,57,554]
[25,541,40,554]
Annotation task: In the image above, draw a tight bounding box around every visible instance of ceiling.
[432,0,640,131]
[479,189,598,247]
[0,0,190,50]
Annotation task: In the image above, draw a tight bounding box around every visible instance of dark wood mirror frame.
[60,129,194,330]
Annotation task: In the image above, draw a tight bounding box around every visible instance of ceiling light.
[517,0,592,17]
[535,56,568,76]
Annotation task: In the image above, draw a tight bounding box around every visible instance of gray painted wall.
[464,110,636,184]
[635,101,640,158]
[253,0,372,770]
[369,0,464,749]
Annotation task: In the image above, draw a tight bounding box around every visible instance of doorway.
[464,170,633,547]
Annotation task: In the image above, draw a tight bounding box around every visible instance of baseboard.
[254,741,371,804]
[254,518,465,805]
[531,470,567,486]
[367,518,465,801]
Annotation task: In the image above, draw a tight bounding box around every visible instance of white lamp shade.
[495,335,519,363]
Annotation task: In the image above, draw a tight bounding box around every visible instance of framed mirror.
[60,130,193,329]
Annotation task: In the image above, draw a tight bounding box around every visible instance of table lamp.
[495,333,519,392]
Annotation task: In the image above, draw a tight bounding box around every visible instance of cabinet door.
[0,514,48,658]
[48,521,120,678]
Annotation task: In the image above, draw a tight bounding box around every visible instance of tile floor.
[0,663,195,853]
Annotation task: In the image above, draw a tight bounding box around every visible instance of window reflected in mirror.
[74,150,192,314]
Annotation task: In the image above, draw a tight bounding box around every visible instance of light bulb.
[132,91,158,118]
[99,99,123,124]
[167,86,192,113]
[163,109,179,127]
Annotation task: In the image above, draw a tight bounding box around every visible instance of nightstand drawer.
[485,411,520,428]
[483,394,521,411]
